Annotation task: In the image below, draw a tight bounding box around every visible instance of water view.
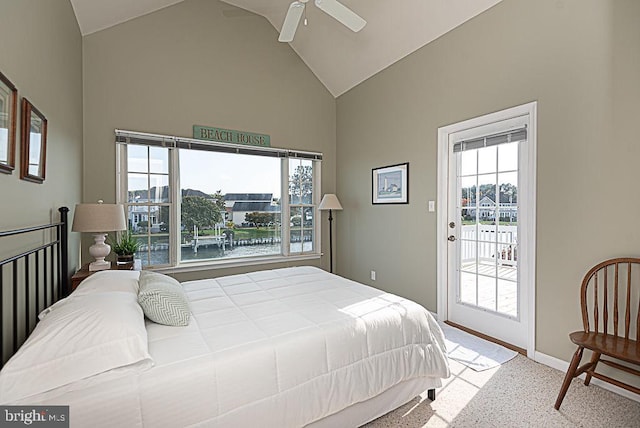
[139,241,313,267]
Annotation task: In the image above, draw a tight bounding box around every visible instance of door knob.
[448,235,456,242]
[449,222,456,228]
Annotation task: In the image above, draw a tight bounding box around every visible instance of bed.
[0,209,450,427]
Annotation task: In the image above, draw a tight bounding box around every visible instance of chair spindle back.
[580,257,640,340]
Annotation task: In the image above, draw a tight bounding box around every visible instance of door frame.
[436,101,537,358]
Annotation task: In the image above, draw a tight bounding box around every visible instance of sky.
[179,150,281,197]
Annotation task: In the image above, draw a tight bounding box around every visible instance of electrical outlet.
[370,270,376,281]
[428,200,435,212]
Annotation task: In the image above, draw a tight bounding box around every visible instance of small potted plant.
[110,230,139,267]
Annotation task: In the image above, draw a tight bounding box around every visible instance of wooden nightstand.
[71,262,133,291]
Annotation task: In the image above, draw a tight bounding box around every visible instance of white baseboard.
[533,351,640,403]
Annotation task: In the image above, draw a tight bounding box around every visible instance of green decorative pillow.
[137,271,190,326]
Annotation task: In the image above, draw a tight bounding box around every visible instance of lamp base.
[88,233,111,271]
[89,260,111,271]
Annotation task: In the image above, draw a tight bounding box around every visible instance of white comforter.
[19,266,450,427]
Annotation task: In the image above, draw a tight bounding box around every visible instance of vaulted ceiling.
[70,0,502,97]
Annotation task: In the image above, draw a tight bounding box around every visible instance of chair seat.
[569,331,640,366]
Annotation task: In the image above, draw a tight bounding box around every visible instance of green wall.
[82,0,337,280]
[0,0,83,362]
[0,0,82,270]
[335,0,640,364]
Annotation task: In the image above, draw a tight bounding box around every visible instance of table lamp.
[72,200,127,271]
[318,194,343,273]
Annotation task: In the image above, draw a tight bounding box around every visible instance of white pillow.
[74,270,141,295]
[39,271,141,320]
[0,291,153,403]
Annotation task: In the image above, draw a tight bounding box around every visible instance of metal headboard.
[0,206,69,368]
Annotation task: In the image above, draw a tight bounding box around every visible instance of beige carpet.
[364,355,640,427]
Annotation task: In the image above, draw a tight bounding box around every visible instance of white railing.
[460,224,517,266]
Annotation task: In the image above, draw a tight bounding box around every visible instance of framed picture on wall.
[20,98,48,183]
[0,70,17,174]
[372,162,409,204]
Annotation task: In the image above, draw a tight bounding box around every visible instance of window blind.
[115,129,322,160]
[453,127,527,153]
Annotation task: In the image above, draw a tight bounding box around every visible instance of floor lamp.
[319,194,343,273]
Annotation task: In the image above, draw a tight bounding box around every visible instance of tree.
[499,183,518,203]
[461,183,517,204]
[478,184,495,202]
[211,190,226,212]
[289,165,313,204]
[181,196,222,232]
[245,212,276,227]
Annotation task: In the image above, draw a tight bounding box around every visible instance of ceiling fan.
[278,0,366,42]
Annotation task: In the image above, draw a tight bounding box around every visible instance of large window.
[125,145,171,267]
[289,158,315,253]
[179,150,282,263]
[116,131,321,268]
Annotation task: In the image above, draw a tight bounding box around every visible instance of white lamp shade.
[319,194,343,211]
[72,202,127,232]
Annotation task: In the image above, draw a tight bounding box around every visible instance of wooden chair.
[555,258,640,410]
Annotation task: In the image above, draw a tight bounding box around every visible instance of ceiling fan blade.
[314,0,366,32]
[278,2,305,42]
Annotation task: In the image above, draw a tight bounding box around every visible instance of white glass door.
[446,116,530,349]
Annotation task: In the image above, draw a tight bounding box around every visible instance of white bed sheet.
[14,266,449,427]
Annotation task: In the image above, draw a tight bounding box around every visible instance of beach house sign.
[193,125,270,147]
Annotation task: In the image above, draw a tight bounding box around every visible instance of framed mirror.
[0,71,17,174]
[20,98,47,183]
